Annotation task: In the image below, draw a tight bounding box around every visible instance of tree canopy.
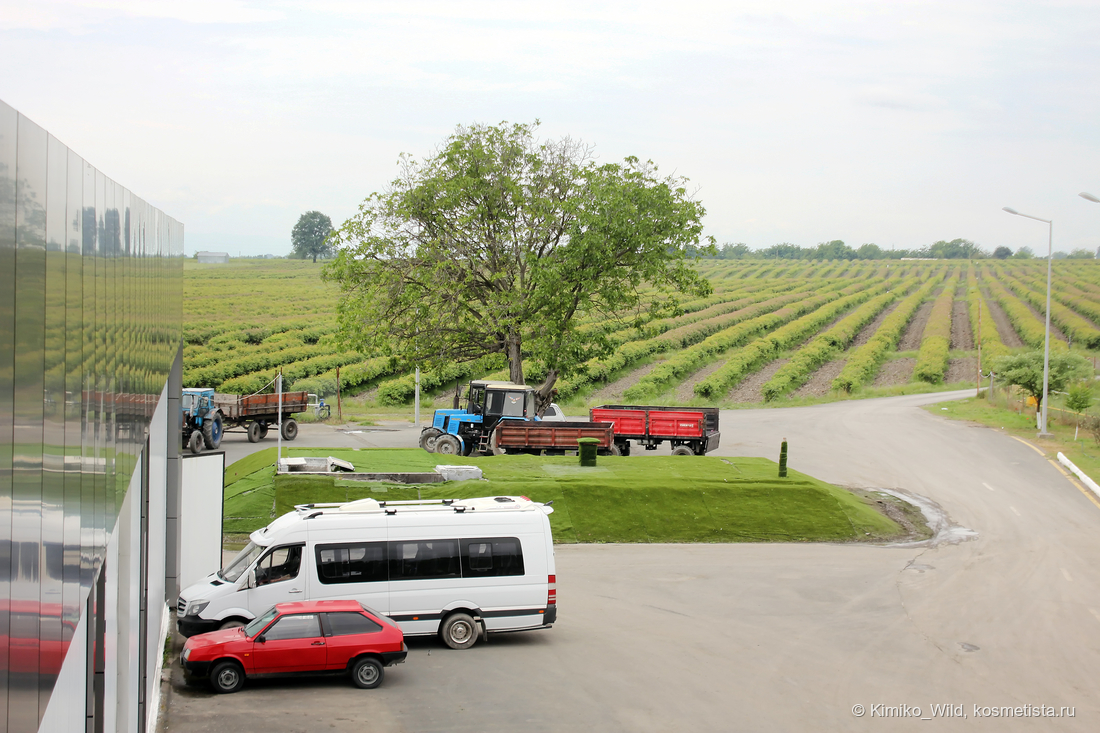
[322,121,712,393]
[291,210,334,262]
[993,350,1092,413]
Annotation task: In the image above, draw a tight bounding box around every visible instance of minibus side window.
[254,545,303,586]
[460,537,524,577]
[315,542,387,584]
[389,540,460,580]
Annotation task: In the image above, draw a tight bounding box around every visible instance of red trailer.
[214,391,309,443]
[495,421,617,455]
[589,405,720,456]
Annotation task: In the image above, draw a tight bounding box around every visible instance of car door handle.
[311,641,325,646]
[288,588,303,594]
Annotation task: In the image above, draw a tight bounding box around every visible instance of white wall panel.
[179,454,225,591]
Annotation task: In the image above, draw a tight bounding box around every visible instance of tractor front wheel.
[435,435,461,456]
[419,428,443,453]
[188,431,204,455]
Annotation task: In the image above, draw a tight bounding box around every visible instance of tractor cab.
[465,380,537,420]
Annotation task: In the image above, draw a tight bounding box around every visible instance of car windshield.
[220,542,265,582]
[244,607,278,637]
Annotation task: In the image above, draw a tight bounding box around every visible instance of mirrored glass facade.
[1,99,183,732]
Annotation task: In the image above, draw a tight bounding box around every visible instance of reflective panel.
[11,110,48,733]
[0,98,183,732]
[0,97,17,729]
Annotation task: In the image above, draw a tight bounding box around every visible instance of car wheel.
[671,446,693,456]
[210,660,245,694]
[435,435,461,456]
[350,657,384,689]
[440,612,478,650]
[247,421,262,443]
[218,619,245,631]
[419,428,442,452]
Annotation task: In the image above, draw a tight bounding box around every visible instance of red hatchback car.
[181,600,407,693]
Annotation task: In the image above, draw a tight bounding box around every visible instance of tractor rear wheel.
[281,419,299,441]
[203,413,224,450]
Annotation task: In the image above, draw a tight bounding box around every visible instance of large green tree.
[322,121,712,397]
[291,210,334,262]
[993,350,1092,415]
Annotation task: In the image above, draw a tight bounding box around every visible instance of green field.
[222,448,904,543]
[185,258,1100,420]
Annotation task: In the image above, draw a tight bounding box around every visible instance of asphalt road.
[166,391,1100,731]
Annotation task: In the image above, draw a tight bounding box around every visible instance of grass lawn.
[222,448,903,544]
[925,392,1100,483]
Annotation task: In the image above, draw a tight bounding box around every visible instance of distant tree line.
[693,239,1097,261]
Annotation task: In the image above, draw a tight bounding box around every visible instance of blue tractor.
[181,388,225,455]
[419,380,540,456]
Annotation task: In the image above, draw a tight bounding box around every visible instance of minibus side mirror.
[247,570,257,589]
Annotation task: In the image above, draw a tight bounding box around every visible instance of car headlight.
[182,648,191,662]
[186,600,209,617]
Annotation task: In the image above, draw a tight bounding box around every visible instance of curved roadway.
[171,390,1100,731]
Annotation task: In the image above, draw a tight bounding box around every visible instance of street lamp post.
[1002,206,1054,437]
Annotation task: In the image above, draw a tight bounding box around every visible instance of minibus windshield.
[219,542,264,582]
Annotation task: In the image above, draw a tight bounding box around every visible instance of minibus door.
[246,544,306,614]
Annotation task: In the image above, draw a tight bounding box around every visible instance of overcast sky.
[2,0,1098,256]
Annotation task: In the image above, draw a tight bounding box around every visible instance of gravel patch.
[792,359,847,398]
[873,358,915,387]
[727,359,788,403]
[950,298,974,350]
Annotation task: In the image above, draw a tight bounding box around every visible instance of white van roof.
[298,495,551,516]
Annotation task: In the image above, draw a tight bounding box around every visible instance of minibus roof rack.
[291,495,547,518]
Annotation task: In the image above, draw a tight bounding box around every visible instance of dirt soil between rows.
[851,300,902,348]
[792,359,847,398]
[945,358,978,384]
[979,290,1025,348]
[896,294,937,351]
[727,358,788,403]
[951,299,974,350]
[588,359,664,403]
[673,359,729,402]
[1018,298,1069,343]
[873,357,915,387]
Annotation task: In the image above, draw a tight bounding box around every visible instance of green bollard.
[778,439,788,478]
[578,438,599,467]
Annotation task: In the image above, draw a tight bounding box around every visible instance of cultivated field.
[184,258,1100,413]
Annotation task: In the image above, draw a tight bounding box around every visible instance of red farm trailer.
[589,405,721,456]
[495,421,617,455]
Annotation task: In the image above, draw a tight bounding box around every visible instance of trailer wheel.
[247,422,262,443]
[435,435,460,456]
[671,446,693,456]
[609,443,622,456]
[188,431,204,455]
[259,422,269,439]
[281,418,299,441]
[419,428,443,452]
[616,441,631,457]
[203,413,224,449]
[488,428,505,456]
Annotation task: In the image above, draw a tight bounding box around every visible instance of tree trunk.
[312,253,317,263]
[533,369,560,416]
[506,334,524,385]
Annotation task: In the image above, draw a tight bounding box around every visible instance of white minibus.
[176,495,557,649]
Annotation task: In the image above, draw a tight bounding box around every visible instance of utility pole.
[336,365,342,422]
[976,297,982,398]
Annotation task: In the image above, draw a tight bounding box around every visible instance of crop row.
[998,270,1100,348]
[981,275,1067,353]
[761,288,907,401]
[965,270,1008,364]
[1051,279,1100,326]
[832,276,944,392]
[555,288,822,398]
[620,280,879,401]
[912,274,960,383]
[217,351,367,395]
[692,280,890,398]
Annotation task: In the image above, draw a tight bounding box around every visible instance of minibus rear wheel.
[440,612,478,650]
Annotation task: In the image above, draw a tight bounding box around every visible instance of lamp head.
[1002,207,1020,215]
[1081,192,1100,203]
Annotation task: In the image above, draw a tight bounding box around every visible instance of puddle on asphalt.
[875,487,978,548]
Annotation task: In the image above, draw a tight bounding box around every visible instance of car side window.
[262,613,320,641]
[255,545,303,586]
[326,612,383,636]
